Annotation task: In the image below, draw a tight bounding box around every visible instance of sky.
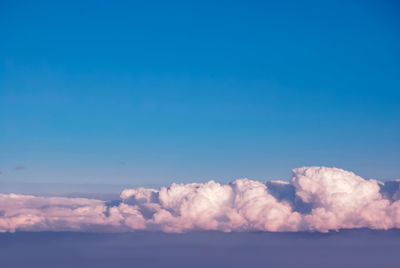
[0,0,399,189]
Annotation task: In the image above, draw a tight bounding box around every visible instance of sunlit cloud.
[1,167,399,233]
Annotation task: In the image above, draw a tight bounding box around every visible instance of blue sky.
[0,0,399,188]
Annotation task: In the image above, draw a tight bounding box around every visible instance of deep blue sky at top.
[0,0,399,187]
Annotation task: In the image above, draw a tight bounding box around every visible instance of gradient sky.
[0,0,399,188]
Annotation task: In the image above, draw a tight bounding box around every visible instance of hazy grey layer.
[1,229,399,268]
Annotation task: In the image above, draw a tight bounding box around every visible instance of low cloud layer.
[1,167,400,233]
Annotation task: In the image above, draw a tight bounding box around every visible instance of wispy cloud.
[15,166,25,171]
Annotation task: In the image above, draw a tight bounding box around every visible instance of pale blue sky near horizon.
[1,0,399,189]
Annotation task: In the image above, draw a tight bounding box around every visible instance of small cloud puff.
[0,166,399,233]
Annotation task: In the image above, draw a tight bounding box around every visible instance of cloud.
[15,166,25,171]
[1,166,400,233]
[292,167,394,231]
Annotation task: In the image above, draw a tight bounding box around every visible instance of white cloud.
[1,167,399,233]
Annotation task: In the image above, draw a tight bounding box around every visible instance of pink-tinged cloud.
[0,166,399,233]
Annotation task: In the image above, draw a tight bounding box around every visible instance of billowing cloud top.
[1,167,399,233]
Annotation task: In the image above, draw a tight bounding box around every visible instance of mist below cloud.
[1,230,400,268]
[1,166,399,233]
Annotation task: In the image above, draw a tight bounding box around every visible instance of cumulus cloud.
[1,166,400,233]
